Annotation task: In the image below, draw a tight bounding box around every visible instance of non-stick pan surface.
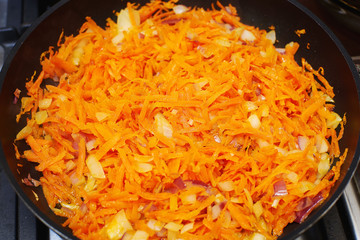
[1,0,359,239]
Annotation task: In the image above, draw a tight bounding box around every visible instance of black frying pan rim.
[0,1,75,239]
[0,0,359,239]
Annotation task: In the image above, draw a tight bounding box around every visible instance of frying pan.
[0,0,359,239]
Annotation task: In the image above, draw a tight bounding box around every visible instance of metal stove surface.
[0,0,360,240]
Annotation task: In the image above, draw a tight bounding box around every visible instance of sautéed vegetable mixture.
[15,0,347,239]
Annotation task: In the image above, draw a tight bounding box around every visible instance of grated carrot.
[15,0,346,239]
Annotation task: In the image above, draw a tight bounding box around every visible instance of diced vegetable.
[35,111,48,125]
[86,155,105,179]
[154,113,173,138]
[106,210,133,240]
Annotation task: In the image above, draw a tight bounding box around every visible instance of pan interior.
[0,0,359,239]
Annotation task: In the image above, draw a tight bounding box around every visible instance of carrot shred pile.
[15,1,347,239]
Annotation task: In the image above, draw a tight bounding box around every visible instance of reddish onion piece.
[219,201,226,210]
[13,88,21,104]
[295,197,313,211]
[138,32,145,39]
[173,177,186,190]
[164,183,178,194]
[161,18,181,25]
[294,193,324,223]
[197,195,208,201]
[255,87,261,96]
[273,180,288,196]
[22,178,33,186]
[22,174,41,187]
[187,179,209,188]
[80,203,88,214]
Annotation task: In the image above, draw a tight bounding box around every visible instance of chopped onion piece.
[134,154,154,162]
[248,114,261,129]
[58,94,67,102]
[181,193,197,205]
[216,38,231,47]
[95,112,109,121]
[298,136,309,151]
[167,230,178,240]
[86,139,96,151]
[273,180,288,196]
[318,153,330,178]
[113,8,140,44]
[84,176,97,192]
[218,181,235,191]
[106,210,133,240]
[326,112,342,129]
[244,101,258,112]
[253,201,263,218]
[86,154,106,179]
[155,113,173,138]
[212,204,222,219]
[286,171,298,183]
[135,162,153,173]
[215,193,226,203]
[16,125,33,140]
[241,29,256,42]
[181,222,194,234]
[173,5,189,14]
[39,98,52,109]
[298,181,315,193]
[271,198,280,208]
[295,193,324,223]
[315,135,328,153]
[173,177,186,190]
[266,30,276,44]
[164,222,183,231]
[257,139,269,148]
[214,134,221,143]
[61,202,79,210]
[147,219,165,232]
[275,48,286,54]
[251,233,267,240]
[35,110,48,125]
[66,160,76,171]
[131,230,149,240]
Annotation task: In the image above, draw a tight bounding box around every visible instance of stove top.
[0,0,359,239]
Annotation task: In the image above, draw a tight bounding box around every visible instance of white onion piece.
[266,30,276,44]
[164,222,183,231]
[251,233,267,240]
[241,29,256,42]
[181,222,194,234]
[86,155,106,179]
[147,219,164,232]
[131,230,149,240]
[212,204,222,219]
[315,135,328,153]
[275,48,286,54]
[173,5,188,14]
[248,114,261,129]
[298,136,309,151]
[218,181,235,191]
[214,134,221,143]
